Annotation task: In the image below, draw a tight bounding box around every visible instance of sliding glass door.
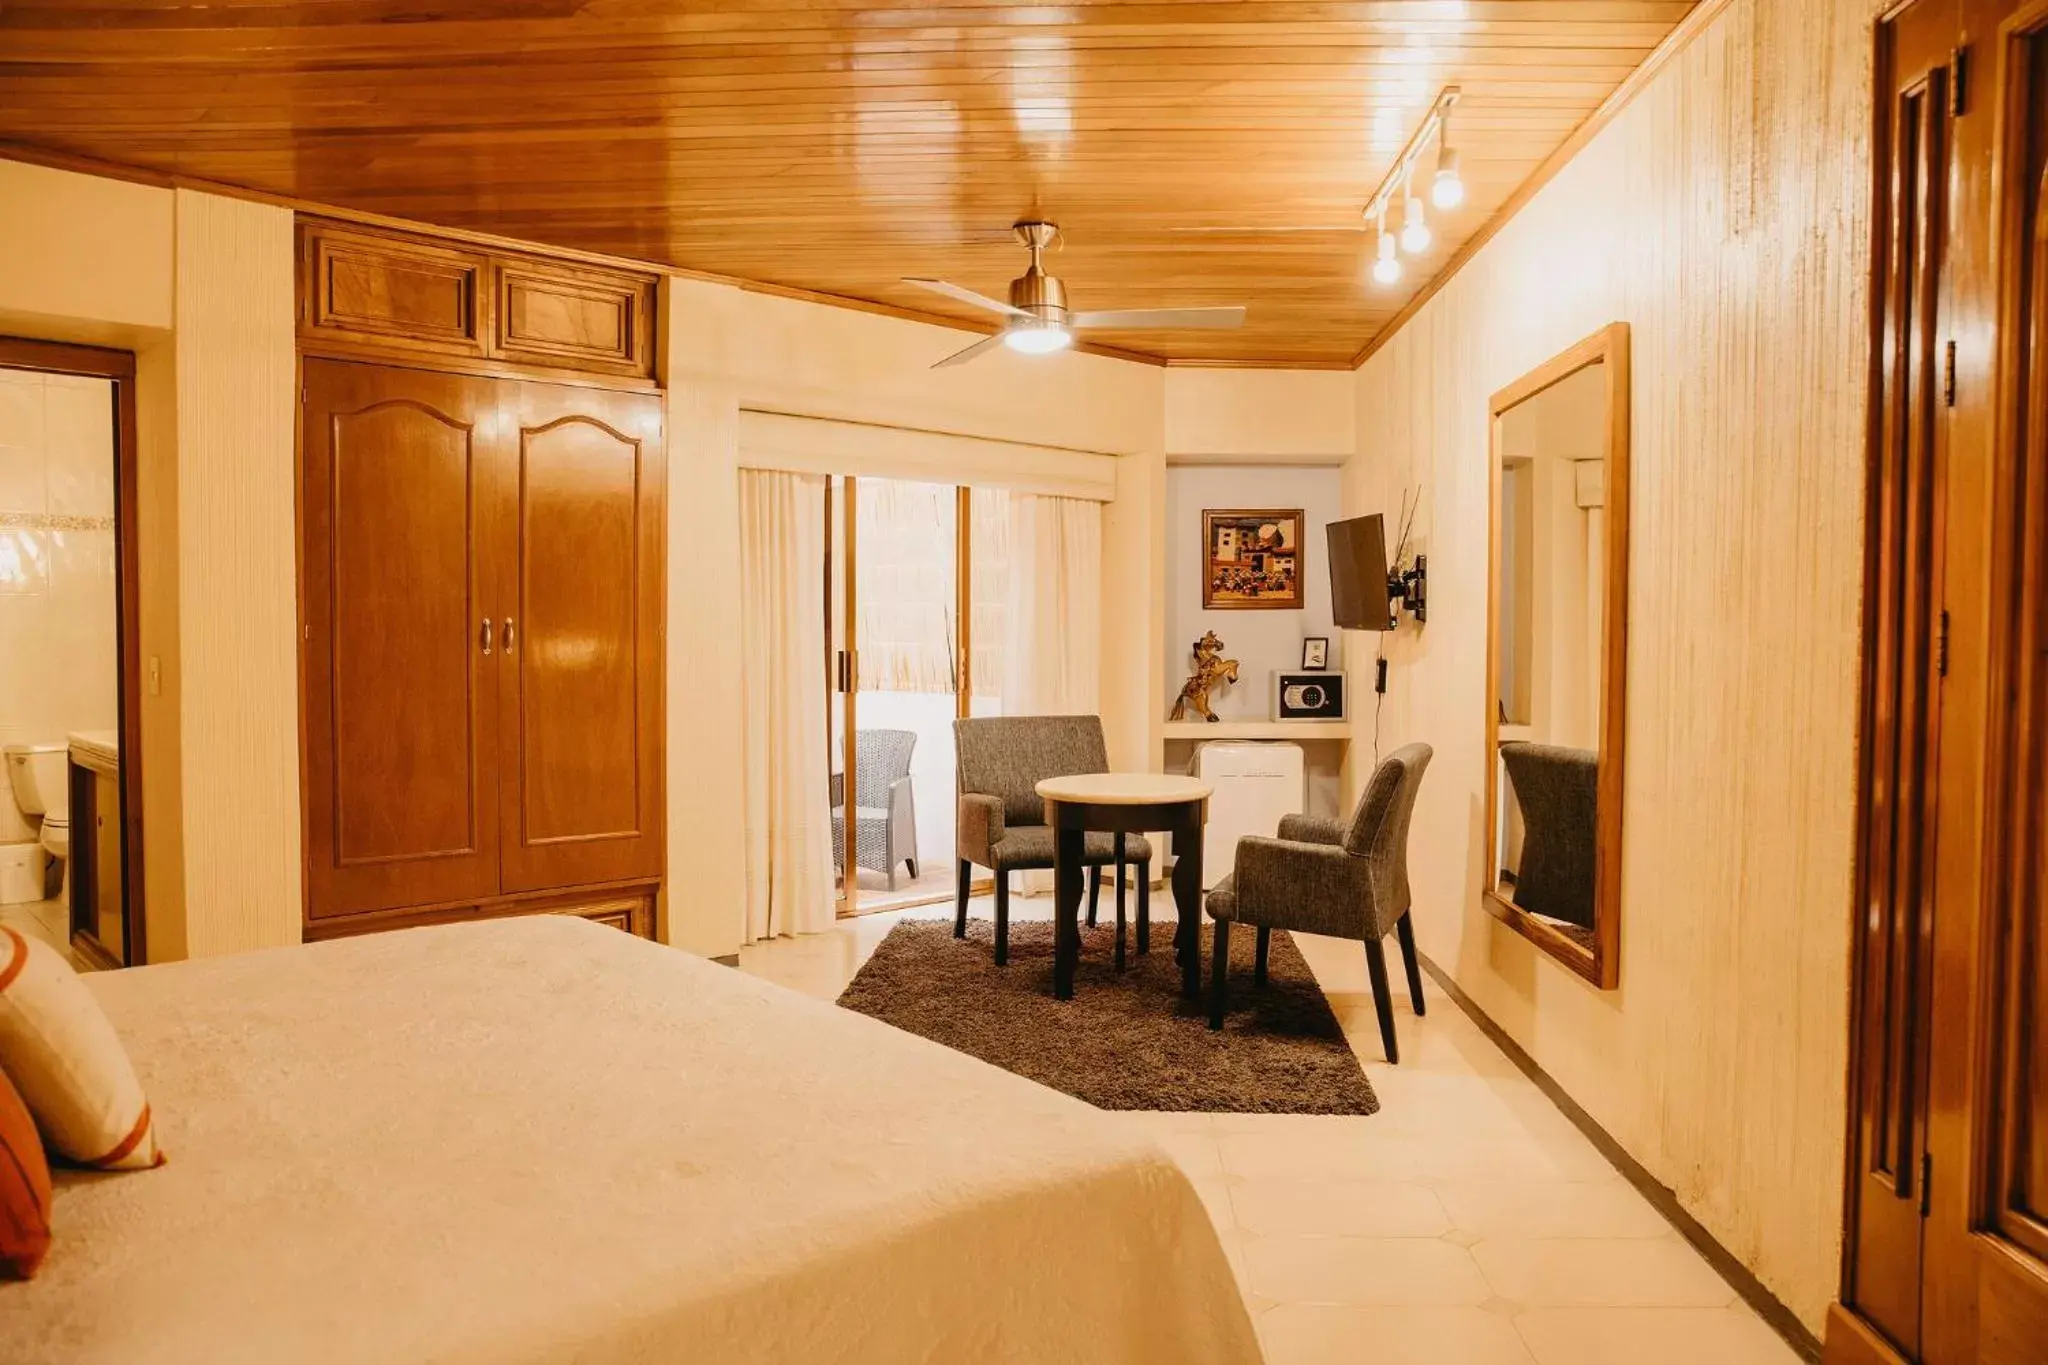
[826,477,982,916]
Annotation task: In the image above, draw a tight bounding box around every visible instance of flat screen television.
[1327,513,1393,631]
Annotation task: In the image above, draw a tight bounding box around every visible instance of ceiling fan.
[904,221,1247,368]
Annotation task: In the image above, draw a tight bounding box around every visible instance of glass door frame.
[826,478,980,918]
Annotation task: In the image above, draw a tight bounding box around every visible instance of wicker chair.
[954,715,1151,965]
[831,729,920,891]
[1204,743,1433,1055]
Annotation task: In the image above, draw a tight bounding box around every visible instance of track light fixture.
[1371,206,1402,285]
[1361,86,1461,286]
[1400,175,1433,255]
[1431,109,1466,209]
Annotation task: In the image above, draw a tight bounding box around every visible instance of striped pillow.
[0,928,161,1171]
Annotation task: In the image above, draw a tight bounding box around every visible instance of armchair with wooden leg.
[953,715,1152,966]
[1201,744,1433,1057]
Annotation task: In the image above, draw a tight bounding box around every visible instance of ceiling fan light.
[1400,195,1433,254]
[1003,321,1073,355]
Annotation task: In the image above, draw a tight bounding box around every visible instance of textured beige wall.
[1345,0,1882,1330]
[1164,368,1355,463]
[133,340,186,961]
[1102,448,1166,775]
[171,191,301,957]
[0,160,172,338]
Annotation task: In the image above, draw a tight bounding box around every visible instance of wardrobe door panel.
[301,360,503,917]
[497,381,664,892]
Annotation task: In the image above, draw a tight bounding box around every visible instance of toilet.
[3,744,70,900]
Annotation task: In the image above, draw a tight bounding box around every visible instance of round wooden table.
[1034,773,1213,1001]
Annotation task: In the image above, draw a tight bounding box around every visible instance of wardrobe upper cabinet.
[497,381,666,893]
[300,360,505,918]
[298,219,657,382]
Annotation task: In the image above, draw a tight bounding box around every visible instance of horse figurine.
[1170,631,1240,722]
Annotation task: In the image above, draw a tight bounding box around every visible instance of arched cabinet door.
[300,359,504,917]
[494,380,666,893]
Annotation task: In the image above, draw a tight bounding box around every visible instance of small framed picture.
[1301,637,1330,670]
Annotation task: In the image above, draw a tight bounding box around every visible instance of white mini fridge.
[1191,741,1306,890]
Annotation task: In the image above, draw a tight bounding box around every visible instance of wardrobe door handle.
[480,617,494,656]
[501,618,516,653]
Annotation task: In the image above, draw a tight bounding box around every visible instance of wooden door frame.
[0,335,146,967]
[837,475,859,915]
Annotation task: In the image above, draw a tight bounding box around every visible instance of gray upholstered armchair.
[1204,743,1433,1055]
[954,715,1152,965]
[831,729,919,891]
[1497,741,1596,930]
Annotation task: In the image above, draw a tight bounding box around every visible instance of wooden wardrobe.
[295,217,665,940]
[1829,3,2048,1362]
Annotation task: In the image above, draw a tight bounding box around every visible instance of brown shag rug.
[836,917,1378,1115]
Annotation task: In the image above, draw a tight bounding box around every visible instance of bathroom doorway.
[0,336,144,968]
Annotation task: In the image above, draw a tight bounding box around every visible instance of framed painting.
[1202,508,1305,610]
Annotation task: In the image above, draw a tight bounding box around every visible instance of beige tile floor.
[0,894,75,963]
[740,892,1804,1365]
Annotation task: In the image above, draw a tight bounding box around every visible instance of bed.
[0,916,1261,1365]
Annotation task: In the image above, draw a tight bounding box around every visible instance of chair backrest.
[1343,742,1434,933]
[853,729,916,807]
[954,715,1111,827]
[1497,741,1597,928]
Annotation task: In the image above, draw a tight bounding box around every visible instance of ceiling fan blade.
[1070,306,1247,330]
[1166,226,1370,234]
[903,277,1027,319]
[930,332,1009,369]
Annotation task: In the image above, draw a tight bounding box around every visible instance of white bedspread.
[0,916,1261,1365]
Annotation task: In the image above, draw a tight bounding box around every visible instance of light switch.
[148,656,161,696]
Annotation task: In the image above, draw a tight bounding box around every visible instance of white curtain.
[1001,492,1103,716]
[738,469,838,942]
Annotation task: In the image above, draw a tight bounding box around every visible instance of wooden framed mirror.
[1483,323,1630,988]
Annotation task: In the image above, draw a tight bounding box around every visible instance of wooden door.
[300,360,506,917]
[1937,7,2048,1358]
[495,379,665,892]
[1835,5,2048,1362]
[1844,6,1957,1352]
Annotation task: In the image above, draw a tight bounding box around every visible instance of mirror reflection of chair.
[1497,742,1597,937]
[1203,743,1433,1057]
[954,716,1150,965]
[832,729,920,891]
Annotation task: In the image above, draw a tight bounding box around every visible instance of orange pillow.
[0,1063,52,1278]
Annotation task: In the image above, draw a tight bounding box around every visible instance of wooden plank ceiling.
[0,1,1695,365]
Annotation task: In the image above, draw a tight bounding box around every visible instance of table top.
[1035,772,1214,806]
